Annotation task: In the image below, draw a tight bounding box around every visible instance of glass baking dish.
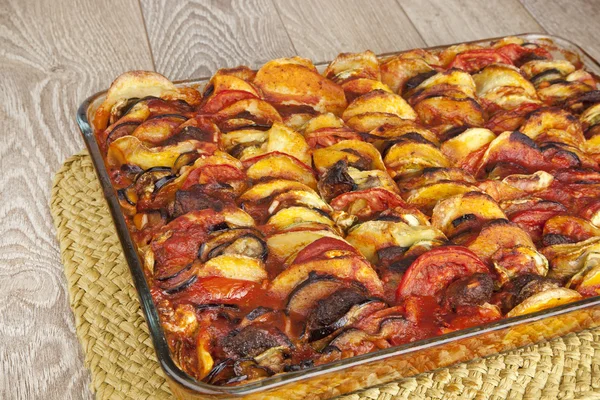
[76,33,600,399]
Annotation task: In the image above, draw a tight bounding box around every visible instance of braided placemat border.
[50,152,600,400]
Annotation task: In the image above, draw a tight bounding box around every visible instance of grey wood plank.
[273,0,426,63]
[0,0,154,399]
[140,0,297,80]
[399,0,544,46]
[521,0,600,61]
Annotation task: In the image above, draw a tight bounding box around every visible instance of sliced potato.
[94,70,199,130]
[266,229,342,262]
[254,57,347,115]
[347,168,398,193]
[107,136,203,169]
[502,171,554,193]
[441,128,496,165]
[431,191,506,237]
[302,113,346,133]
[245,153,317,189]
[346,220,446,263]
[473,64,537,98]
[342,90,416,121]
[269,257,384,299]
[384,141,449,179]
[220,129,268,153]
[413,69,477,99]
[265,123,312,166]
[380,54,436,94]
[543,237,600,281]
[266,206,335,232]
[507,287,582,317]
[239,179,316,204]
[268,190,332,216]
[406,183,481,214]
[199,255,267,282]
[520,60,576,80]
[324,50,380,83]
[520,108,585,145]
[467,219,535,263]
[313,140,386,173]
[369,121,439,145]
[213,98,282,125]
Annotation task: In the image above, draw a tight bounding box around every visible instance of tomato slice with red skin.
[441,304,502,333]
[448,49,513,73]
[305,129,364,149]
[200,90,258,114]
[151,209,225,279]
[330,187,409,219]
[396,246,489,301]
[170,276,273,309]
[291,237,358,265]
[496,44,552,66]
[459,145,489,176]
[182,164,246,190]
[485,103,542,133]
[508,203,567,244]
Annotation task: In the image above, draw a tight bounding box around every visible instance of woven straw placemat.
[50,152,600,400]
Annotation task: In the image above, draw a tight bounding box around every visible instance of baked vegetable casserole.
[93,36,600,385]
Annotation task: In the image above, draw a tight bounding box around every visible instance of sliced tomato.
[485,103,541,133]
[396,246,489,300]
[182,164,246,190]
[496,44,552,66]
[459,144,489,176]
[291,237,358,265]
[170,276,270,309]
[441,304,502,333]
[580,200,600,222]
[507,201,567,243]
[305,128,364,149]
[151,209,224,279]
[448,49,512,73]
[330,187,409,220]
[200,90,258,114]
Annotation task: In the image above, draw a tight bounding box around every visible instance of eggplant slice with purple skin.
[304,287,387,343]
[197,228,268,263]
[221,325,293,359]
[441,273,494,311]
[285,272,362,318]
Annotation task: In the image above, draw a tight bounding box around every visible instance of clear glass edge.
[74,32,600,396]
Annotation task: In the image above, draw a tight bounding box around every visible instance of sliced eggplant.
[303,287,368,341]
[306,295,386,342]
[441,273,493,311]
[321,328,373,355]
[286,273,357,318]
[318,159,357,202]
[221,325,292,358]
[198,228,268,263]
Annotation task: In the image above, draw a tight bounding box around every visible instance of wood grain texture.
[140,0,297,80]
[399,0,544,46]
[0,0,153,399]
[521,0,600,61]
[273,0,426,63]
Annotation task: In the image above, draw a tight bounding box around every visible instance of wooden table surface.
[2,0,600,398]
